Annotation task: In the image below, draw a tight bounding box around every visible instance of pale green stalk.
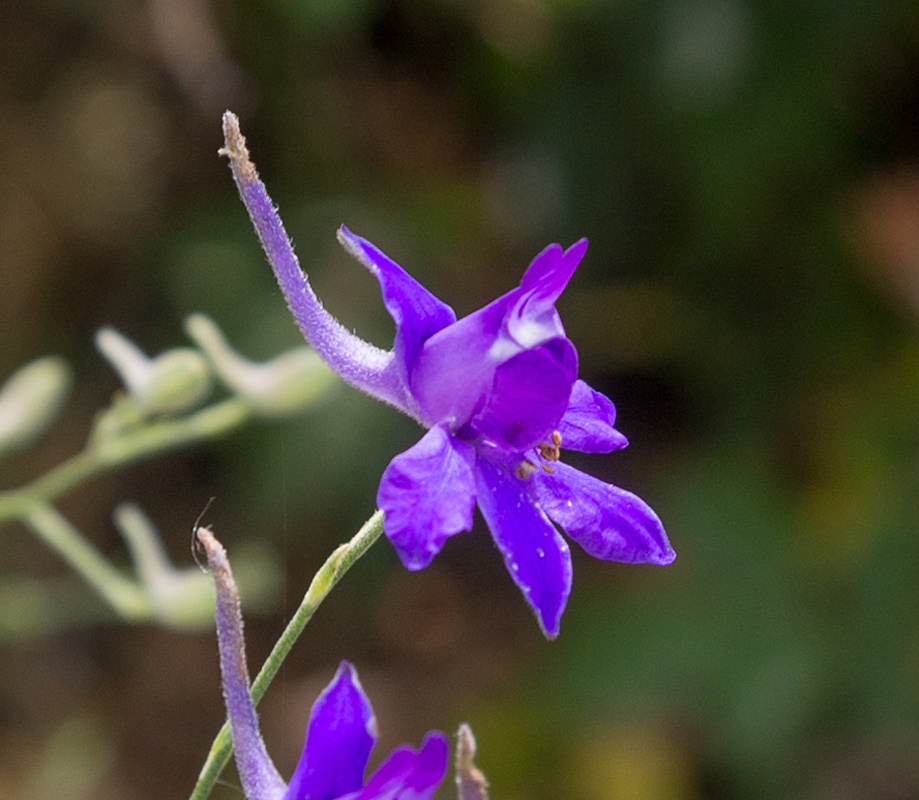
[0,397,254,621]
[23,504,152,619]
[189,509,385,800]
[0,398,252,520]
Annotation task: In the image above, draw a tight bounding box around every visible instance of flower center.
[514,430,562,480]
[537,430,562,462]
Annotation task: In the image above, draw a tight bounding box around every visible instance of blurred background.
[2,0,919,798]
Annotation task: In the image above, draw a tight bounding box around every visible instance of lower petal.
[377,424,477,570]
[529,463,675,565]
[475,458,572,639]
[351,732,450,800]
[285,662,377,800]
[556,380,628,453]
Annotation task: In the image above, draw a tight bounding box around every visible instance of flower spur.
[221,112,675,638]
[197,526,449,800]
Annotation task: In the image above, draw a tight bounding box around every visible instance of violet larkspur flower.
[196,526,449,800]
[221,112,675,638]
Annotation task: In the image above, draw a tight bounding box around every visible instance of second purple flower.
[222,112,675,638]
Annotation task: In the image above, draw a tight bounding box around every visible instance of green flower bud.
[0,356,73,457]
[95,327,212,415]
[113,503,280,630]
[184,313,336,417]
[111,503,214,629]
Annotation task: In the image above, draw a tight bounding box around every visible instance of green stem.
[23,504,151,619]
[0,398,253,521]
[0,398,254,619]
[189,509,385,800]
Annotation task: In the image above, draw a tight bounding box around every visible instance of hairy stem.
[189,509,385,800]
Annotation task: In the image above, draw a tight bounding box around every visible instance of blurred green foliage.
[1,0,919,798]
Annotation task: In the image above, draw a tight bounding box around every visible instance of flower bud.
[113,503,280,630]
[184,313,336,417]
[95,327,212,415]
[0,356,73,457]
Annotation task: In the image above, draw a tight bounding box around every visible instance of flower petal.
[475,458,572,638]
[470,338,577,451]
[529,463,675,565]
[509,239,587,347]
[409,241,586,429]
[556,380,628,453]
[378,425,477,570]
[409,301,509,428]
[348,732,449,800]
[338,227,456,388]
[284,662,377,800]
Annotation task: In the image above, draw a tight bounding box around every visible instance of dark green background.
[1,0,919,798]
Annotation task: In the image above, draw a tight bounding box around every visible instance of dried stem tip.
[196,525,230,585]
[456,723,489,800]
[219,111,257,182]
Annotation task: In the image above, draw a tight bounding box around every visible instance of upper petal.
[528,462,675,565]
[509,239,587,348]
[348,732,449,800]
[475,458,573,638]
[469,337,577,452]
[556,380,628,453]
[408,298,509,428]
[377,424,477,570]
[408,240,586,428]
[338,227,456,390]
[284,662,377,800]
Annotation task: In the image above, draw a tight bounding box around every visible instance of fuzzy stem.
[188,509,385,800]
[198,527,286,800]
[220,112,406,411]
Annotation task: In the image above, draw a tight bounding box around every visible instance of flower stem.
[0,398,254,620]
[189,509,385,800]
[0,398,253,521]
[22,503,152,619]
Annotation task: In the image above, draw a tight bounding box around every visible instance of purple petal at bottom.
[475,458,572,639]
[347,732,449,800]
[284,663,377,800]
[556,380,628,453]
[377,425,477,570]
[529,463,675,565]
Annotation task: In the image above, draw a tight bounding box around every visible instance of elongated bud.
[220,112,409,414]
[0,356,72,457]
[95,327,212,415]
[184,313,336,417]
[456,724,489,800]
[196,526,286,800]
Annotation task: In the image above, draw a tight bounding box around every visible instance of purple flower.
[221,113,675,638]
[197,526,449,800]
